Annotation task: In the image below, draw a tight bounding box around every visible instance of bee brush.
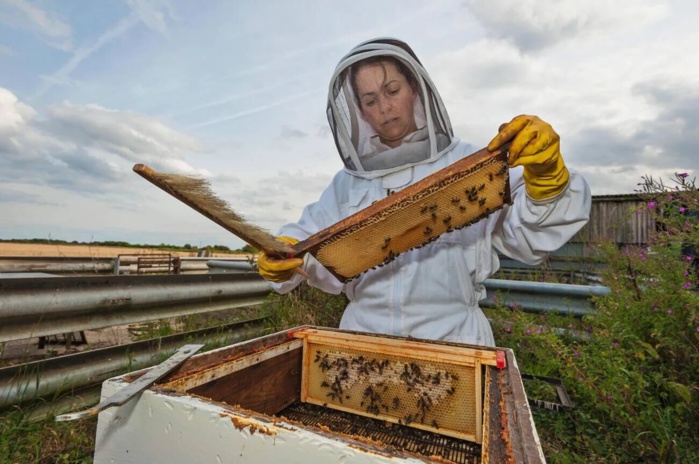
[133,164,309,277]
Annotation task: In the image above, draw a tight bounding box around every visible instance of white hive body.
[94,328,545,464]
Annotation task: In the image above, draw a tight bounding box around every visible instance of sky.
[1,0,698,249]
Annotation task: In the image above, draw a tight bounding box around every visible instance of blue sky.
[1,0,698,249]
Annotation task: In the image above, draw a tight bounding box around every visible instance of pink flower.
[686,255,693,262]
[647,201,657,209]
[685,270,690,276]
[667,309,673,314]
[578,376,584,382]
[678,173,688,179]
[536,328,542,335]
[669,195,674,201]
[574,350,580,356]
[679,206,687,213]
[683,282,692,288]
[525,329,531,335]
[505,326,512,333]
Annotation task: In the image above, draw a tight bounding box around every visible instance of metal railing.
[0,273,611,408]
[0,273,271,343]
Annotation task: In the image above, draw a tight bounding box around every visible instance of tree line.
[0,238,257,254]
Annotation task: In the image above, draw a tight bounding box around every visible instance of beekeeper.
[257,38,591,346]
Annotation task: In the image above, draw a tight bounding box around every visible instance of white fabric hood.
[326,38,457,179]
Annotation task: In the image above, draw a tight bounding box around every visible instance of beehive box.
[94,327,545,464]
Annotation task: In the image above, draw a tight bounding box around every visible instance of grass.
[0,408,96,464]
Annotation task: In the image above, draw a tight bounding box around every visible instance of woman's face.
[354,61,418,148]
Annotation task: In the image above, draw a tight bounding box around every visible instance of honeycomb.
[303,342,482,443]
[306,150,510,281]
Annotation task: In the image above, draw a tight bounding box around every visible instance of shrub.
[489,172,699,462]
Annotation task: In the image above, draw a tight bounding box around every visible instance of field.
[0,242,243,258]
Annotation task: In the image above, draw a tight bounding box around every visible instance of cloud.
[0,87,207,195]
[190,88,323,129]
[280,126,308,139]
[0,186,59,205]
[464,0,667,53]
[34,1,176,98]
[42,101,205,172]
[0,43,13,55]
[125,0,176,35]
[0,0,73,50]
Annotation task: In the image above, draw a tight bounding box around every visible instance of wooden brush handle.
[132,164,295,258]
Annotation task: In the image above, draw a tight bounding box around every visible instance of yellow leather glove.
[488,115,570,201]
[257,236,304,283]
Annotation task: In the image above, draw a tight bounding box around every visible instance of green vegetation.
[0,409,95,463]
[1,173,696,463]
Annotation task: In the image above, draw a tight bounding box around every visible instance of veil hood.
[326,38,456,179]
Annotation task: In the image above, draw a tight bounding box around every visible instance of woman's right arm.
[270,172,349,295]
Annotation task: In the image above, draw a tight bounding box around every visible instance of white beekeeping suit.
[268,38,591,346]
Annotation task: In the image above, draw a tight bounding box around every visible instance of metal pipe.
[0,317,269,408]
[481,279,610,316]
[0,274,273,342]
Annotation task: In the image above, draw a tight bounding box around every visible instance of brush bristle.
[151,172,294,255]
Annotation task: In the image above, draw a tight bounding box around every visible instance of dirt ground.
[0,242,242,258]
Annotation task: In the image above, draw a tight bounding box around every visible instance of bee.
[459,205,467,212]
[431,212,437,220]
[496,164,508,176]
[321,381,329,388]
[443,215,452,225]
[478,183,485,191]
[431,419,439,429]
[499,191,505,197]
[420,205,429,214]
[423,226,433,235]
[446,386,456,395]
[478,198,486,207]
[450,197,461,204]
[429,204,438,211]
[393,397,400,409]
[489,172,494,182]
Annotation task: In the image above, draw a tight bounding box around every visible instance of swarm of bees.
[312,350,462,431]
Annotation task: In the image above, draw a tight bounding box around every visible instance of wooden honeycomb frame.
[293,328,505,443]
[293,147,511,282]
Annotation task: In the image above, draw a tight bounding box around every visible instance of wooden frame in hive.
[293,147,511,282]
[293,328,505,443]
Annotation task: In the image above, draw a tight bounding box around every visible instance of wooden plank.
[475,359,483,444]
[294,328,500,366]
[300,337,309,403]
[187,348,303,416]
[164,340,303,392]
